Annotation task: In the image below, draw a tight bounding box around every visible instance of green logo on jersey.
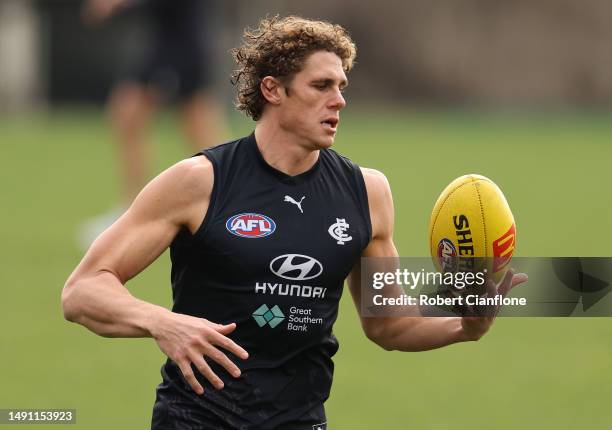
[252,304,285,328]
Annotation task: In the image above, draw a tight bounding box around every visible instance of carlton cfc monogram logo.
[226,213,276,238]
[328,218,352,245]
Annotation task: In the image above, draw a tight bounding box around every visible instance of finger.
[189,353,224,390]
[511,273,529,287]
[203,320,237,335]
[485,278,497,297]
[499,272,528,297]
[210,331,249,360]
[214,322,237,335]
[479,279,499,318]
[203,345,242,378]
[502,268,515,286]
[493,268,514,295]
[177,359,204,395]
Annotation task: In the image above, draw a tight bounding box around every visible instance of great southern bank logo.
[226,213,276,238]
[252,304,285,328]
[270,254,323,281]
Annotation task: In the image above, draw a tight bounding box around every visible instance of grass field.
[1,107,612,429]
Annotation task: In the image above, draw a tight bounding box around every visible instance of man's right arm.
[62,156,248,394]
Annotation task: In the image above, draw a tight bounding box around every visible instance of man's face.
[277,51,348,149]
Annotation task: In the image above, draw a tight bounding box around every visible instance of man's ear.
[260,76,284,105]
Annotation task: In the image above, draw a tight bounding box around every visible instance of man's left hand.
[461,269,528,340]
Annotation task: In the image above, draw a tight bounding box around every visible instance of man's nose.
[329,88,346,110]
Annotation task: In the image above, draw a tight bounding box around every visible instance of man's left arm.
[347,168,527,352]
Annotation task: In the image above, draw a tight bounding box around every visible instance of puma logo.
[284,195,305,214]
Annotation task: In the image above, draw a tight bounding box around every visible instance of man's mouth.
[321,118,339,130]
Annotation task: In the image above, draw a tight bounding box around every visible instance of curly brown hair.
[231,16,357,121]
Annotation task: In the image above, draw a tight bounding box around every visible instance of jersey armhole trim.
[191,151,219,240]
[354,165,373,249]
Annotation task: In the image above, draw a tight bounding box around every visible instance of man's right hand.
[150,311,249,395]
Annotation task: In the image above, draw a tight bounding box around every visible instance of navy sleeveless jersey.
[154,133,371,429]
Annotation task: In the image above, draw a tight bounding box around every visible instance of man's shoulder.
[170,156,214,188]
[321,150,391,205]
[122,156,214,233]
[202,137,243,153]
[360,166,387,180]
[166,134,252,204]
[323,150,385,184]
[323,147,357,169]
[359,167,393,220]
[201,135,249,158]
[197,135,255,175]
[357,167,394,240]
[360,167,390,194]
[146,157,214,218]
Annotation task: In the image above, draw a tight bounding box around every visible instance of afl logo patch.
[437,238,458,272]
[226,213,276,238]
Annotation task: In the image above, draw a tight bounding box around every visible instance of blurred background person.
[78,0,228,247]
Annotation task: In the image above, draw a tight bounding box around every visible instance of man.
[63,16,527,429]
[79,0,227,246]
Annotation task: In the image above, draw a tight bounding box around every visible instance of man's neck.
[254,121,320,177]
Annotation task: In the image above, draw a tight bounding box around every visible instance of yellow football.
[429,174,516,281]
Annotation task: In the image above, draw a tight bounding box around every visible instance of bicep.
[347,235,400,326]
[348,167,400,332]
[76,207,179,284]
[349,167,398,296]
[68,157,212,285]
